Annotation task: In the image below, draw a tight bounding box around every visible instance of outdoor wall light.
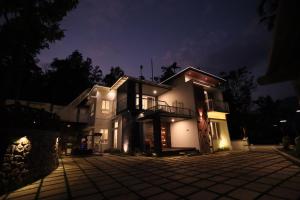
[153,90,157,94]
[296,109,300,113]
[273,124,278,127]
[171,118,175,122]
[67,124,71,128]
[280,120,287,123]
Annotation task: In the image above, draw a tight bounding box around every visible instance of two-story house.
[70,67,231,155]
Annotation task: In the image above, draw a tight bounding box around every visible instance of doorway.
[161,123,171,148]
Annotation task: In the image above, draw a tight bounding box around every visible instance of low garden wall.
[0,129,59,194]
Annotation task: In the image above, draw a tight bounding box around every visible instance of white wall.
[170,119,200,150]
[158,75,195,111]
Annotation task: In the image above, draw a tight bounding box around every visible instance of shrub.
[282,136,290,150]
[295,136,300,156]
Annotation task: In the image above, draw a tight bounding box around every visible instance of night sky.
[38,0,295,99]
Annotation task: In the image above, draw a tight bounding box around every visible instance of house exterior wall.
[170,119,200,149]
[158,75,196,111]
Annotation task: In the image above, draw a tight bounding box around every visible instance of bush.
[282,136,290,150]
[295,136,300,156]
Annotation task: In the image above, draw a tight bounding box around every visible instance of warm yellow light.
[219,138,227,149]
[17,136,29,144]
[107,90,116,100]
[123,141,129,153]
[207,111,227,120]
[153,90,157,94]
[171,118,175,122]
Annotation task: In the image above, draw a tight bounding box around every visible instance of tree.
[45,50,102,104]
[160,62,180,82]
[220,66,256,114]
[0,0,78,100]
[102,67,125,87]
[220,67,256,140]
[258,0,279,31]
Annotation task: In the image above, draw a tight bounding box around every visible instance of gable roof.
[160,66,226,84]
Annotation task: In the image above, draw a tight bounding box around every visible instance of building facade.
[72,67,232,155]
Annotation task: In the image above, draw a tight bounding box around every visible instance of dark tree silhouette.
[45,50,102,104]
[220,67,256,140]
[0,0,78,101]
[220,66,256,114]
[258,0,279,30]
[160,62,180,82]
[103,67,125,87]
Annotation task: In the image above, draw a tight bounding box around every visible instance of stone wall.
[0,130,59,194]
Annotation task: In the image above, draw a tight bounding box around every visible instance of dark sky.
[38,0,295,99]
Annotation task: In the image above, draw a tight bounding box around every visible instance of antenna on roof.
[151,58,154,81]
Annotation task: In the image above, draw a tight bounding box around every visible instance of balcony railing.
[206,99,229,112]
[147,105,193,117]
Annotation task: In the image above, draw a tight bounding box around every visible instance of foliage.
[220,66,256,114]
[0,0,79,100]
[159,62,181,82]
[102,67,125,87]
[257,0,279,31]
[45,50,103,104]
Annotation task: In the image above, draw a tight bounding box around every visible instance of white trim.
[160,66,226,84]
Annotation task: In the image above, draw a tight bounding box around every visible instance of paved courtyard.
[1,149,300,200]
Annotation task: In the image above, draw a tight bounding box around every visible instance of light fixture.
[171,118,175,122]
[153,90,157,94]
[280,120,287,123]
[273,124,278,127]
[296,109,300,113]
[67,124,71,128]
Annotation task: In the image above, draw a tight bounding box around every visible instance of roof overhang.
[258,1,300,85]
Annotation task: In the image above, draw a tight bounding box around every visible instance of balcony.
[206,99,229,113]
[138,100,194,120]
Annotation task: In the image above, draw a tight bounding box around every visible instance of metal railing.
[147,105,193,117]
[205,99,229,112]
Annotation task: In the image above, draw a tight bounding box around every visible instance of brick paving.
[1,149,300,200]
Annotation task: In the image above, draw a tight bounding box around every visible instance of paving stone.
[187,190,219,200]
[147,192,179,200]
[137,186,163,198]
[269,187,300,199]
[173,186,199,196]
[160,181,184,190]
[193,180,216,188]
[208,183,234,194]
[244,182,272,193]
[228,188,260,200]
[257,194,285,200]
[225,178,248,186]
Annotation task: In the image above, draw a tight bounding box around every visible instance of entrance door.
[161,123,171,148]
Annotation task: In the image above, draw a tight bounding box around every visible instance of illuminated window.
[136,94,154,109]
[101,100,110,113]
[114,120,118,148]
[99,129,108,144]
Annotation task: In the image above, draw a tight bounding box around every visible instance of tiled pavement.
[1,149,300,200]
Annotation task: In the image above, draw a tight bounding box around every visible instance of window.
[136,94,155,109]
[101,100,110,113]
[113,120,118,148]
[210,122,220,140]
[99,129,108,144]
